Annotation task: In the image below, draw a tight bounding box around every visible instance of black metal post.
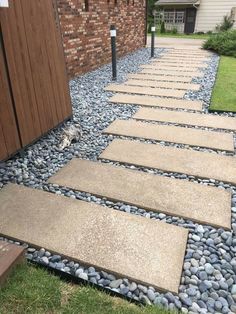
[110,25,117,80]
[151,26,156,58]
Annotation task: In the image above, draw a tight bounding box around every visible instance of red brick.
[57,0,146,78]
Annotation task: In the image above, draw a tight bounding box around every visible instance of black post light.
[110,25,117,80]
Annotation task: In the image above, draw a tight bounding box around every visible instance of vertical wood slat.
[0,0,72,159]
[0,28,21,160]
[0,1,42,146]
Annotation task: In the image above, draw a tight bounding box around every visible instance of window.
[164,10,175,23]
[154,9,185,24]
[175,10,185,23]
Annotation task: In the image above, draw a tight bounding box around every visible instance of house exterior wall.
[56,0,146,78]
[195,0,236,33]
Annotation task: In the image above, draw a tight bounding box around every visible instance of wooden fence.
[0,0,72,161]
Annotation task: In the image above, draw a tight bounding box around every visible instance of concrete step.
[0,241,25,287]
[100,138,236,185]
[0,183,188,294]
[134,108,236,131]
[49,159,231,229]
[109,94,202,111]
[124,79,200,91]
[103,119,234,152]
[105,84,185,98]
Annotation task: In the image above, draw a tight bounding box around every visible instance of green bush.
[171,27,178,34]
[160,21,165,34]
[216,15,234,32]
[203,30,236,57]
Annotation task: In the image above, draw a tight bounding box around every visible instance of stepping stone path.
[49,159,231,229]
[100,139,236,185]
[109,94,202,111]
[0,184,188,294]
[103,119,234,152]
[2,47,235,308]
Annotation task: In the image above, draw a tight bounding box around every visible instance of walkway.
[0,47,235,311]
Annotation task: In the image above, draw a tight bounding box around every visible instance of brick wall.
[56,0,147,78]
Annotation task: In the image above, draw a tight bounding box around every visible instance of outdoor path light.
[151,26,156,58]
[110,25,117,81]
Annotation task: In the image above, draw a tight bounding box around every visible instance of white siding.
[195,0,236,32]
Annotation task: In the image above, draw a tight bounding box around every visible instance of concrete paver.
[134,108,236,131]
[151,61,207,69]
[128,73,192,83]
[109,94,202,111]
[100,139,236,185]
[103,119,234,152]
[141,64,202,72]
[105,84,185,98]
[48,159,231,229]
[154,58,208,64]
[125,79,200,91]
[140,69,204,78]
[0,183,188,294]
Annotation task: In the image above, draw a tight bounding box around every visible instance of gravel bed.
[0,47,236,313]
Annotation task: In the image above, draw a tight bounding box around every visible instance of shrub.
[171,27,178,34]
[203,30,236,57]
[160,21,165,34]
[216,15,234,32]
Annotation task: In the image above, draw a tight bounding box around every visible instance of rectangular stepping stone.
[104,84,185,98]
[153,59,207,65]
[128,73,192,83]
[0,183,188,294]
[109,94,203,111]
[151,61,207,69]
[134,108,236,131]
[160,56,208,61]
[166,52,211,56]
[100,139,236,186]
[103,119,234,152]
[125,79,200,91]
[141,64,201,72]
[49,159,231,229]
[140,69,204,78]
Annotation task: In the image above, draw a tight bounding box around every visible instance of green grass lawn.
[147,32,209,40]
[0,263,171,314]
[210,56,236,112]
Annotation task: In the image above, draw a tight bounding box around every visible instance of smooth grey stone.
[78,273,88,281]
[147,289,155,301]
[120,286,129,295]
[129,282,137,292]
[205,263,214,275]
[179,293,192,307]
[140,295,151,305]
[109,279,122,289]
[41,256,49,265]
[199,271,208,280]
[50,255,61,263]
